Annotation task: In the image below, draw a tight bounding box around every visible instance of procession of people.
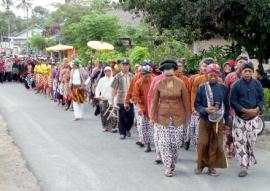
[0,53,265,178]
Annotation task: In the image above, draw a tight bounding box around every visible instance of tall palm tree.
[1,0,13,9]
[16,0,33,54]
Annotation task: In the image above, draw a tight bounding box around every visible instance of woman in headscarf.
[150,60,191,177]
[95,66,117,133]
[221,60,235,81]
[194,63,229,176]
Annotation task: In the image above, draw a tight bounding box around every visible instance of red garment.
[147,74,165,117]
[224,71,241,116]
[0,60,5,72]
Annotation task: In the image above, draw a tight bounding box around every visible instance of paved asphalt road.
[0,83,270,191]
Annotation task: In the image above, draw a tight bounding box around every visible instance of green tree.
[129,46,150,67]
[30,35,57,52]
[30,35,46,51]
[125,0,270,64]
[16,0,33,54]
[32,6,49,18]
[31,6,49,27]
[0,10,23,36]
[62,13,120,63]
[46,0,110,26]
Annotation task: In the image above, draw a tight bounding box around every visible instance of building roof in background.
[11,25,44,37]
[107,9,142,27]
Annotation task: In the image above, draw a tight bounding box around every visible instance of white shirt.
[72,69,81,85]
[95,76,114,104]
[5,60,13,72]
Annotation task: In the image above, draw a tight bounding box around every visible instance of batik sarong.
[154,125,160,154]
[156,119,184,168]
[43,74,49,90]
[233,115,258,167]
[36,74,44,90]
[99,100,118,131]
[25,73,35,89]
[134,105,144,143]
[137,115,154,144]
[71,85,86,104]
[186,114,200,149]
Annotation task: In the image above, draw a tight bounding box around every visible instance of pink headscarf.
[206,64,221,75]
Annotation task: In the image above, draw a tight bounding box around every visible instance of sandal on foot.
[238,170,248,177]
[144,144,151,152]
[208,168,219,177]
[164,168,173,177]
[194,168,204,175]
[136,141,144,147]
[171,164,176,172]
[110,129,117,133]
[155,154,162,164]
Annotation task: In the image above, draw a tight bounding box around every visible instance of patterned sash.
[205,82,225,123]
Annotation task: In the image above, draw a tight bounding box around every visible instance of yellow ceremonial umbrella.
[87,41,114,51]
[87,41,114,72]
[46,44,74,52]
[46,44,74,62]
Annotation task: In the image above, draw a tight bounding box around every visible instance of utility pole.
[26,7,29,55]
[6,5,11,52]
[6,4,11,55]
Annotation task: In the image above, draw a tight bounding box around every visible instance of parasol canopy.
[46,44,74,52]
[87,41,114,51]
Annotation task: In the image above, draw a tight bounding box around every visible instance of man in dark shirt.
[230,61,264,178]
[194,64,229,176]
[256,68,270,89]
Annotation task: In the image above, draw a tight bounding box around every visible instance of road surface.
[0,83,269,191]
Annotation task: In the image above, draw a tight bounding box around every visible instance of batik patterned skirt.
[155,119,184,168]
[233,115,258,167]
[99,100,117,131]
[25,73,34,89]
[71,85,86,104]
[154,125,160,154]
[186,114,200,148]
[35,73,44,89]
[47,77,53,90]
[43,74,49,90]
[63,82,70,101]
[137,115,154,145]
[134,105,144,142]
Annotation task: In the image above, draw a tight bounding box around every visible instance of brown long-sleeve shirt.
[150,76,191,127]
[133,75,154,118]
[175,72,189,89]
[124,73,142,105]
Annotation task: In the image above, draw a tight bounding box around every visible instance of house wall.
[192,38,232,54]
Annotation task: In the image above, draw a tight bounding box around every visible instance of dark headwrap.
[159,59,178,71]
[241,61,254,71]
